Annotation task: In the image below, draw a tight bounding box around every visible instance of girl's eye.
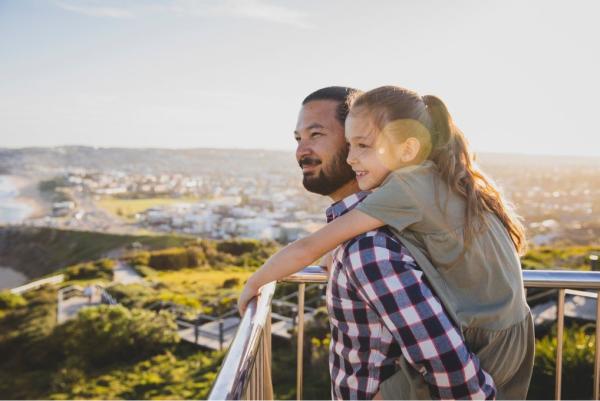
[357,143,369,149]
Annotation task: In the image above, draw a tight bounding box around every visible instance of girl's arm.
[237,209,384,315]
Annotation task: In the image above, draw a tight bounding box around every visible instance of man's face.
[294,100,356,196]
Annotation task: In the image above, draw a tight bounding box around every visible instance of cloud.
[55,1,134,19]
[191,0,312,29]
[54,0,312,28]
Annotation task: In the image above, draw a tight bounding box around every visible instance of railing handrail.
[11,274,64,294]
[285,266,600,287]
[210,266,600,400]
[208,281,276,400]
[523,269,600,289]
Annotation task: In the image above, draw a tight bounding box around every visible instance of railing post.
[591,254,599,271]
[595,290,600,400]
[296,282,305,401]
[556,288,566,400]
[194,319,199,344]
[219,320,224,351]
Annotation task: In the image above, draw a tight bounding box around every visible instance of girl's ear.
[399,137,421,163]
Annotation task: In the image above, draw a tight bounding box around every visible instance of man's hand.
[237,278,260,317]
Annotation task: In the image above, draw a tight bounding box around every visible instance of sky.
[1,0,599,157]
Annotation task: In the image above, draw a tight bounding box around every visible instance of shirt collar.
[325,191,370,223]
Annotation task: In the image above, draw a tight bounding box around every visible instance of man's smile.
[299,157,322,174]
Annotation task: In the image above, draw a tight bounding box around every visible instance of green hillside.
[0,226,193,279]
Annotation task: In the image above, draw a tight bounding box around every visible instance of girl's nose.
[346,147,357,165]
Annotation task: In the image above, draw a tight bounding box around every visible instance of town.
[4,147,599,246]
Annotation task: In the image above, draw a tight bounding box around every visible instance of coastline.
[2,175,47,221]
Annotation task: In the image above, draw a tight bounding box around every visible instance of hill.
[0,226,192,279]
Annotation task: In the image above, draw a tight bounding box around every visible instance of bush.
[216,239,261,256]
[107,284,158,308]
[64,258,115,281]
[221,278,240,289]
[148,247,205,270]
[528,324,595,399]
[46,350,225,400]
[132,265,157,277]
[0,291,27,309]
[55,305,179,367]
[127,251,150,267]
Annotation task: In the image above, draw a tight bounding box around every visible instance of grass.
[97,197,199,220]
[154,266,253,294]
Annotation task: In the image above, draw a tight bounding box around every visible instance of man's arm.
[343,233,496,400]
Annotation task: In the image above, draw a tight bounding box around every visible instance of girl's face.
[345,114,392,190]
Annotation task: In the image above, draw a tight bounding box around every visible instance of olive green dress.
[355,161,534,400]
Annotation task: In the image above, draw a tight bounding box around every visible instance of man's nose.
[296,140,312,160]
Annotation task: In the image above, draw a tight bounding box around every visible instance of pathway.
[112,261,143,284]
[57,286,102,324]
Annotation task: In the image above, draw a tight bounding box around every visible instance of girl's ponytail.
[423,94,527,254]
[422,95,452,150]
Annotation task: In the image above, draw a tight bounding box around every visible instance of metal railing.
[57,283,118,324]
[208,267,600,400]
[11,274,64,294]
[208,281,276,400]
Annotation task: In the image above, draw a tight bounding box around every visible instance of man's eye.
[311,132,323,138]
[294,137,300,142]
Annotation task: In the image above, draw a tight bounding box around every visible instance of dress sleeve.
[342,234,496,400]
[355,173,423,233]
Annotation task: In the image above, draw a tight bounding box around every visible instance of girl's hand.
[322,251,333,272]
[238,278,260,316]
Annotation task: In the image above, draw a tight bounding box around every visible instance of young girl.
[239,86,534,399]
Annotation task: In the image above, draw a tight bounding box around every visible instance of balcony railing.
[208,267,600,400]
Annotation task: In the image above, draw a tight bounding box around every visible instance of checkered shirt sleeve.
[342,233,496,400]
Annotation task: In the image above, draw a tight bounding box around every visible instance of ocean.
[0,266,27,290]
[0,175,33,225]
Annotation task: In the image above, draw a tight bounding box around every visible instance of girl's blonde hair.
[349,86,527,254]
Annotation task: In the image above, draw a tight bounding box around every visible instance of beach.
[0,175,46,225]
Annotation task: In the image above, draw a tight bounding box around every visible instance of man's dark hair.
[302,86,361,125]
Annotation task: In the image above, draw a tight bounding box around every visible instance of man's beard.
[300,147,356,196]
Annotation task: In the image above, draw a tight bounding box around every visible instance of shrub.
[221,278,240,289]
[64,258,115,281]
[0,291,27,309]
[528,324,595,399]
[132,265,157,277]
[216,239,261,256]
[148,247,205,270]
[107,283,158,308]
[127,251,150,267]
[55,305,179,367]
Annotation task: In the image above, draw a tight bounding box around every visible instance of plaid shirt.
[326,192,496,400]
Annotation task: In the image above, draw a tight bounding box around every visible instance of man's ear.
[399,137,421,163]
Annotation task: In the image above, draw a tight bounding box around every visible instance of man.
[294,87,495,400]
